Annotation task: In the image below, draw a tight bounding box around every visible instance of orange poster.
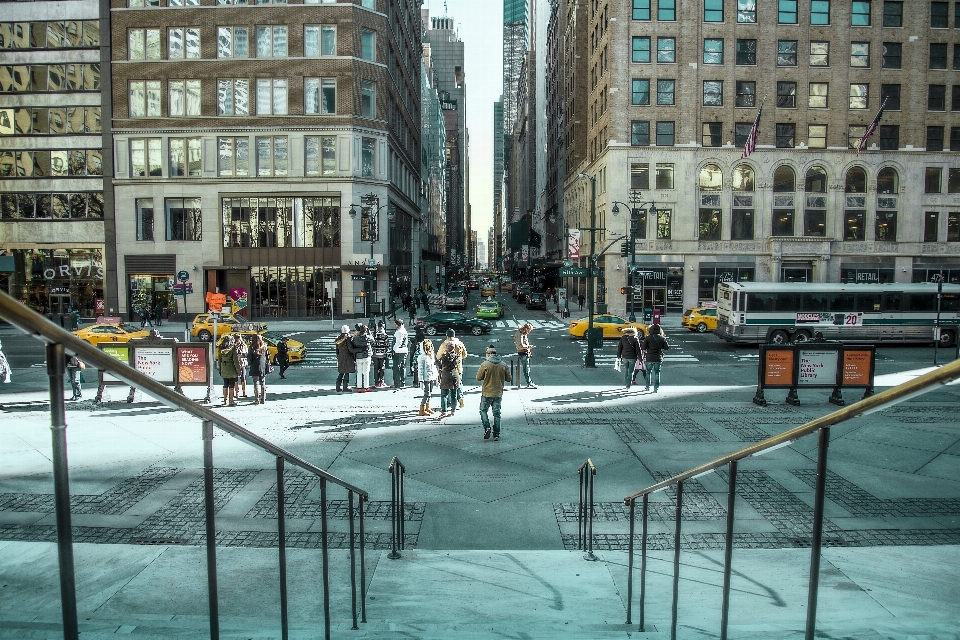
[205,292,227,311]
[764,349,795,386]
[842,350,872,386]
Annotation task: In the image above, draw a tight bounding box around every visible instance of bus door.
[880,291,904,342]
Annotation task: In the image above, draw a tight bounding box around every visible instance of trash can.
[643,307,653,323]
[587,327,604,349]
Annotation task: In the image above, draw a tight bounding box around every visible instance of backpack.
[439,349,460,372]
[372,334,389,358]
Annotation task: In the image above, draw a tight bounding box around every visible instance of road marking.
[283,331,306,338]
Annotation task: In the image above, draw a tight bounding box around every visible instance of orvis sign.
[42,265,104,280]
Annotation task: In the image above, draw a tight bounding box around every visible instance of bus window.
[801,291,829,312]
[774,292,801,311]
[905,293,937,312]
[942,293,960,312]
[734,291,741,311]
[828,292,856,311]
[881,292,902,312]
[747,293,776,312]
[855,292,881,312]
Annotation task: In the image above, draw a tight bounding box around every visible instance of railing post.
[671,480,683,640]
[348,491,359,630]
[46,342,79,640]
[320,478,331,640]
[585,462,597,561]
[202,419,220,640]
[359,496,367,624]
[805,427,831,640]
[640,493,648,632]
[720,460,738,640]
[276,457,289,640]
[577,465,585,551]
[626,498,635,625]
[388,458,403,559]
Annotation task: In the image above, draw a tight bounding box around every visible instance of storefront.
[124,255,177,321]
[697,263,755,304]
[633,265,685,315]
[840,262,896,284]
[6,247,104,317]
[912,260,960,285]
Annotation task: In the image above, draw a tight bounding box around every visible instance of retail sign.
[206,292,227,311]
[42,265,104,280]
[177,270,190,282]
[99,345,130,383]
[230,288,248,310]
[94,298,105,312]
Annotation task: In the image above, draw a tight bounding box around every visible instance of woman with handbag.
[248,334,269,404]
[616,326,643,390]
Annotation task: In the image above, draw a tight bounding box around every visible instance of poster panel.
[798,350,839,386]
[134,347,175,384]
[568,229,581,260]
[100,345,130,383]
[842,349,873,386]
[763,349,795,386]
[177,346,208,386]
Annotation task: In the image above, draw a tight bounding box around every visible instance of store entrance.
[645,288,666,316]
[50,294,72,314]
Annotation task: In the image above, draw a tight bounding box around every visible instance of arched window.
[845,167,867,193]
[805,166,827,192]
[877,167,899,194]
[699,163,723,190]
[772,166,796,236]
[876,168,899,241]
[804,166,828,236]
[732,165,755,240]
[732,165,755,191]
[773,165,795,192]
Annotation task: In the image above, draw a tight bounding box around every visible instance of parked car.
[475,300,504,319]
[191,313,264,341]
[526,292,547,310]
[72,322,150,346]
[568,314,648,339]
[444,288,467,309]
[416,312,492,336]
[681,307,718,333]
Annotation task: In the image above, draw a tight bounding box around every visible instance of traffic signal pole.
[584,174,598,368]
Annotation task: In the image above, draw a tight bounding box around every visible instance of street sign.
[351,275,374,281]
[366,258,377,266]
[559,266,591,278]
[177,270,190,282]
[363,266,378,273]
[172,282,194,294]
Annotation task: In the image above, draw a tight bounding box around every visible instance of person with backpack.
[391,319,408,388]
[436,328,468,408]
[641,324,669,393]
[616,326,643,390]
[234,334,249,398]
[371,321,390,388]
[436,337,462,419]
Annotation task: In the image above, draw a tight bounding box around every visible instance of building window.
[256,136,288,176]
[926,167,943,193]
[702,122,722,146]
[217,27,248,58]
[658,0,676,21]
[305,77,336,114]
[657,79,675,105]
[165,198,201,242]
[952,127,960,150]
[704,0,723,21]
[130,139,161,177]
[954,86,960,111]
[808,124,827,148]
[256,78,287,115]
[703,38,723,64]
[810,41,829,66]
[776,123,796,148]
[304,25,336,56]
[778,0,798,23]
[128,80,161,118]
[931,43,948,68]
[950,168,960,192]
[924,212,939,241]
[848,125,866,149]
[128,29,161,60]
[703,81,722,106]
[169,138,201,177]
[950,212,960,241]
[631,163,649,189]
[633,0,651,20]
[217,137,248,176]
[882,42,901,68]
[879,125,899,150]
[774,165,796,192]
[954,44,960,70]
[256,26,287,58]
[631,120,650,145]
[731,209,754,239]
[877,167,899,194]
[809,83,828,108]
[735,80,756,107]
[655,163,674,188]
[846,167,867,193]
[305,135,336,176]
[778,40,798,66]
[657,37,675,62]
[737,0,756,22]
[811,0,830,24]
[805,210,826,236]
[360,29,375,61]
[773,209,795,236]
[851,42,870,67]
[656,208,671,239]
[844,211,865,240]
[217,79,249,116]
[632,37,651,62]
[735,122,753,146]
[136,198,154,241]
[168,80,201,117]
[655,121,675,145]
[849,84,868,109]
[168,28,200,60]
[361,136,375,177]
[361,0,374,8]
[928,127,945,151]
[851,1,871,25]
[875,211,897,241]
[930,84,947,110]
[932,1,949,27]
[361,80,376,117]
[883,1,903,26]
[736,39,756,65]
[881,84,900,110]
[776,82,796,108]
[699,209,721,239]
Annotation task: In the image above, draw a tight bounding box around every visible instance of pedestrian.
[139,306,152,328]
[391,319,408,388]
[641,324,669,393]
[578,293,585,311]
[436,332,463,418]
[417,339,438,415]
[65,352,84,400]
[411,323,426,385]
[513,322,537,388]
[276,336,290,379]
[372,321,390,388]
[0,339,11,384]
[217,334,241,406]
[352,323,373,392]
[154,302,163,327]
[234,335,249,398]
[616,326,643,390]
[408,297,418,324]
[421,290,431,313]
[402,293,411,312]
[476,345,511,441]
[334,324,356,392]
[248,333,269,404]
[436,328,468,408]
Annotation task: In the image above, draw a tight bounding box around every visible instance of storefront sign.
[176,346,208,385]
[798,350,838,385]
[134,347,175,384]
[95,298,105,312]
[206,292,227,311]
[230,288,248,310]
[100,345,130,383]
[42,265,104,280]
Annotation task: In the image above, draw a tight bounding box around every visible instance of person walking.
[616,326,643,390]
[372,321,390,388]
[417,339,438,415]
[476,345,511,441]
[408,297,418,325]
[514,322,537,388]
[391,319,408,388]
[334,324,356,392]
[641,324,669,393]
[0,339,12,384]
[154,302,163,327]
[421,289,431,313]
[352,323,373,392]
[234,335,249,398]
[436,334,463,419]
[65,352,84,400]
[436,328,468,408]
[275,336,290,379]
[410,323,426,385]
[218,334,241,406]
[578,293,585,311]
[248,333,269,404]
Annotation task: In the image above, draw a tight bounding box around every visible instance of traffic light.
[620,287,627,295]
[620,242,629,257]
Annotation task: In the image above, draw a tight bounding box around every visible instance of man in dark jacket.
[616,326,643,389]
[335,324,356,392]
[641,324,669,393]
[276,337,290,379]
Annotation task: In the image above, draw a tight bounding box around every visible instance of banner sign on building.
[568,229,581,260]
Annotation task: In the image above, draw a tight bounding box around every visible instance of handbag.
[614,358,622,372]
[634,358,645,372]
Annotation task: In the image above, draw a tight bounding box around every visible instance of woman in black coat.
[335,324,357,392]
[248,334,269,404]
[410,324,426,383]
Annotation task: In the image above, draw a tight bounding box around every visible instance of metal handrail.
[0,290,369,640]
[387,456,406,560]
[577,459,597,561]
[623,357,960,640]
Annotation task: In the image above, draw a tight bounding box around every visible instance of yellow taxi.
[681,307,718,333]
[215,329,307,364]
[480,283,497,297]
[568,314,648,339]
[72,322,151,346]
[191,313,264,341]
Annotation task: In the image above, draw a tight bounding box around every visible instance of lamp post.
[548,210,572,319]
[578,172,601,368]
[611,192,657,322]
[349,194,394,320]
[934,271,944,366]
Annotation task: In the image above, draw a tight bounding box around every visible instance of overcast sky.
[424,0,504,244]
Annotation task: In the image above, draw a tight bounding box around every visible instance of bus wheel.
[770,330,789,345]
[792,330,811,344]
[938,329,956,348]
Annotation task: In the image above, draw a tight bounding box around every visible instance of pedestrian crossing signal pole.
[580,172,599,368]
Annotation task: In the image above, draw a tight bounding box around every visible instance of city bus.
[715,282,960,346]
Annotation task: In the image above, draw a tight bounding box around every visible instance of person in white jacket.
[416,339,438,415]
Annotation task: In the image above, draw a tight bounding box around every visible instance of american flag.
[741,101,763,159]
[856,98,888,155]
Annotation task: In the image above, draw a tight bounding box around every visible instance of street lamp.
[548,210,572,319]
[578,172,601,368]
[611,191,657,322]
[349,193,394,319]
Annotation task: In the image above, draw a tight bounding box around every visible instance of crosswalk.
[576,343,700,365]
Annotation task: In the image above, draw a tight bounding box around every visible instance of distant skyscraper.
[502,0,529,134]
